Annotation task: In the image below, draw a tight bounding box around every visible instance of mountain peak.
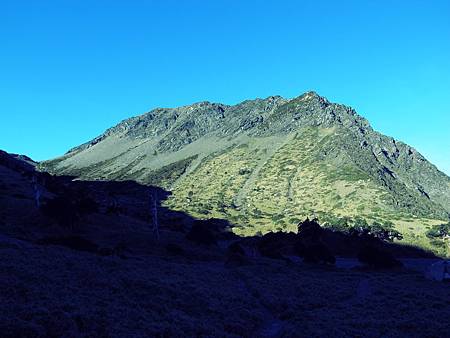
[295,91,329,103]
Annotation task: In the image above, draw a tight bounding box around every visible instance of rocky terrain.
[39,92,450,253]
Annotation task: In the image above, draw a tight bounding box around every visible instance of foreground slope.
[0,151,450,338]
[40,92,450,245]
[2,232,450,338]
[2,149,450,337]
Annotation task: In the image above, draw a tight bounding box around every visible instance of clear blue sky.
[1,0,449,175]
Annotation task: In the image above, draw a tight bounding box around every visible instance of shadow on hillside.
[34,174,198,232]
[320,227,436,258]
[0,152,438,260]
[35,173,436,259]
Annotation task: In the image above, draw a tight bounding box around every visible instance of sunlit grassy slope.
[154,127,446,254]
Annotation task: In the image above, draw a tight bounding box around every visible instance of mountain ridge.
[65,91,371,153]
[39,91,450,246]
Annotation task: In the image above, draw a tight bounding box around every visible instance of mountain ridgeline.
[40,91,450,239]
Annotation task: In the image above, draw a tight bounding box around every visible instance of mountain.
[39,91,450,244]
[1,137,448,337]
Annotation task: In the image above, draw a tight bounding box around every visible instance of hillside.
[39,91,450,250]
[1,149,450,337]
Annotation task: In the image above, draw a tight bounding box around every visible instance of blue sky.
[1,0,449,175]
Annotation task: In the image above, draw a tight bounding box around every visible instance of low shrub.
[426,222,450,239]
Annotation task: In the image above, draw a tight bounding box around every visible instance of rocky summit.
[39,91,450,250]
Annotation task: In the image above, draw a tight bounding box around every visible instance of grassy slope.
[162,128,447,254]
[39,127,449,255]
